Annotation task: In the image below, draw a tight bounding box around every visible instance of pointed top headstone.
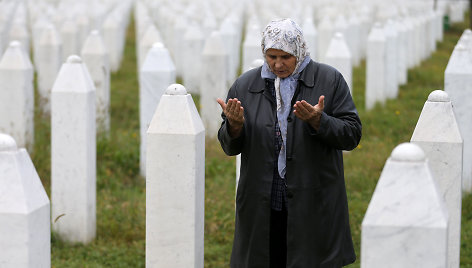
[52,55,94,94]
[326,32,351,58]
[410,89,463,268]
[203,31,226,55]
[148,84,204,135]
[446,43,472,74]
[362,142,447,229]
[8,23,29,54]
[368,23,386,42]
[141,24,163,44]
[183,24,204,41]
[0,131,50,267]
[142,43,175,72]
[0,41,33,70]
[334,14,348,33]
[458,33,471,48]
[0,134,50,214]
[81,30,107,55]
[412,90,462,143]
[39,23,61,45]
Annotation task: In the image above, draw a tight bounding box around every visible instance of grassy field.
[28,11,472,268]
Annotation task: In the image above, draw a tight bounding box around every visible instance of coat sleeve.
[306,72,362,151]
[217,80,245,156]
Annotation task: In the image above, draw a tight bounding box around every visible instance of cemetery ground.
[28,13,472,268]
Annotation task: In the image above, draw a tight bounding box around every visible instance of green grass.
[27,11,472,268]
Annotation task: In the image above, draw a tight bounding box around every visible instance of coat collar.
[248,66,266,93]
[298,60,315,88]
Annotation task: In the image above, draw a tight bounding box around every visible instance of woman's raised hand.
[217,98,245,137]
[293,95,325,131]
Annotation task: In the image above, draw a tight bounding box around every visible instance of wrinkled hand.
[293,95,325,131]
[217,98,245,138]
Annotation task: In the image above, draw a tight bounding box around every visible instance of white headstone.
[0,24,5,56]
[418,16,428,63]
[0,41,34,150]
[318,16,334,63]
[137,23,162,71]
[449,2,465,23]
[458,29,472,48]
[435,10,444,42]
[102,14,121,72]
[220,17,239,83]
[427,11,437,55]
[37,24,62,114]
[0,133,50,268]
[81,30,110,134]
[325,32,352,95]
[182,24,204,94]
[146,84,205,268]
[302,17,317,61]
[60,20,79,60]
[396,18,408,85]
[445,44,472,192]
[361,143,448,267]
[172,17,188,77]
[76,15,90,48]
[358,14,371,60]
[200,31,228,139]
[411,16,422,67]
[51,55,96,244]
[365,23,387,110]
[134,1,151,41]
[242,23,261,72]
[334,14,350,53]
[139,43,176,177]
[8,22,30,57]
[348,13,362,66]
[0,4,13,55]
[202,11,217,38]
[31,17,50,69]
[411,90,462,268]
[384,20,399,99]
[403,16,416,69]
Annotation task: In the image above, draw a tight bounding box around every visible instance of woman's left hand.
[293,95,325,131]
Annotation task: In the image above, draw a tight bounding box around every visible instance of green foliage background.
[28,11,472,268]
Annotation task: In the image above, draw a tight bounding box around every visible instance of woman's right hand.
[217,98,245,138]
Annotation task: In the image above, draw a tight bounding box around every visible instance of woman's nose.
[274,60,283,69]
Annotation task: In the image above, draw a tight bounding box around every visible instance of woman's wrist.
[228,121,243,138]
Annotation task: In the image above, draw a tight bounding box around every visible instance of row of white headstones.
[0,0,467,171]
[0,0,471,267]
[363,25,472,267]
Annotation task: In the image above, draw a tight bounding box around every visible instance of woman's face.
[265,48,297,78]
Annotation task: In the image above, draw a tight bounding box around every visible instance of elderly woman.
[217,18,362,268]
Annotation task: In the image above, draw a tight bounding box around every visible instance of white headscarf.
[260,18,311,179]
[261,18,310,75]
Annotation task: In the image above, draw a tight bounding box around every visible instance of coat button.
[287,191,294,198]
[287,117,292,122]
[287,156,292,161]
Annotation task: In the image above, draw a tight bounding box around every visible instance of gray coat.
[218,60,362,268]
